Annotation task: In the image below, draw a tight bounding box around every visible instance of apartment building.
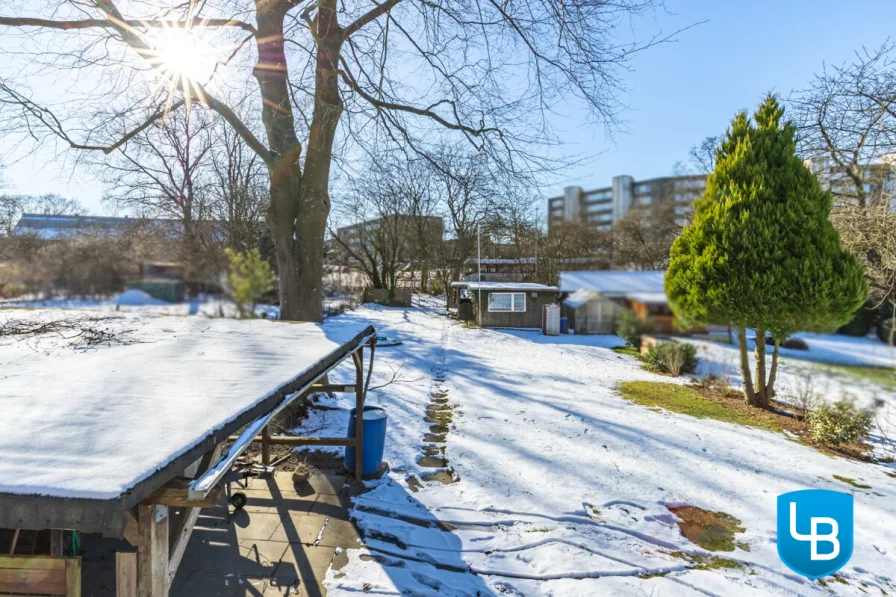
[547,174,708,232]
[804,156,896,207]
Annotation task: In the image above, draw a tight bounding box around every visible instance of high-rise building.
[547,174,708,232]
[803,156,896,208]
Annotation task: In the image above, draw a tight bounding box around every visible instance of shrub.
[765,335,809,351]
[809,399,874,446]
[225,248,276,318]
[645,342,698,376]
[615,308,654,348]
[838,301,877,336]
[877,303,895,345]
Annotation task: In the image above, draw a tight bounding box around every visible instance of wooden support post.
[353,349,365,479]
[137,504,169,597]
[64,558,81,597]
[167,507,199,589]
[261,424,271,466]
[116,552,137,597]
[50,530,63,557]
[8,529,19,555]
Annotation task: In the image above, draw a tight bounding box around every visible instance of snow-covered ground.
[303,297,896,596]
[3,296,894,595]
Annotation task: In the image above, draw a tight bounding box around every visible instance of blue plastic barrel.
[344,406,388,476]
[560,316,569,334]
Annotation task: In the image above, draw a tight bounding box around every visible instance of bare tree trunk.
[737,327,759,407]
[754,327,768,408]
[766,339,780,402]
[255,0,341,322]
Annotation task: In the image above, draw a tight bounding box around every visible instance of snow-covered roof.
[559,271,666,295]
[13,213,181,240]
[451,281,558,292]
[0,312,373,501]
[626,292,668,305]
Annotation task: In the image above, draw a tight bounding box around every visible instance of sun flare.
[144,24,221,105]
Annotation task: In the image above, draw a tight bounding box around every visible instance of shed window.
[488,292,526,312]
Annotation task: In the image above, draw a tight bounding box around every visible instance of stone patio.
[81,465,363,597]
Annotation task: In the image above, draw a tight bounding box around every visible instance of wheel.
[230,492,247,510]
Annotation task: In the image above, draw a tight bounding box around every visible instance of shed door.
[586,300,614,334]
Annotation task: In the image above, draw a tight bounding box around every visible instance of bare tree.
[331,155,439,298]
[0,0,682,320]
[791,43,896,311]
[613,199,684,270]
[0,193,83,236]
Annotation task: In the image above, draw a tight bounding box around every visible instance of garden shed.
[451,281,558,328]
[559,270,674,334]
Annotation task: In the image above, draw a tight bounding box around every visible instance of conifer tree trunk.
[766,339,781,401]
[754,327,769,408]
[737,327,760,406]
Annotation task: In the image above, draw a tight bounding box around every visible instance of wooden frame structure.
[0,325,377,597]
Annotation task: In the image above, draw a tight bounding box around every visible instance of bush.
[765,335,809,351]
[645,342,698,376]
[877,302,895,345]
[226,248,276,318]
[615,308,654,348]
[809,399,874,446]
[838,301,877,336]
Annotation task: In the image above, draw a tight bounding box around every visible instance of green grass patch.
[611,345,643,359]
[618,382,783,433]
[812,363,896,391]
[832,475,872,489]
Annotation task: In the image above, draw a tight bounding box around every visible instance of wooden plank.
[50,529,63,557]
[166,507,199,589]
[137,504,169,597]
[143,477,222,508]
[65,557,81,597]
[0,555,75,596]
[226,434,355,446]
[116,552,137,597]
[261,425,271,466]
[123,511,139,547]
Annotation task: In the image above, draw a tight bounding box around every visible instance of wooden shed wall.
[476,290,556,328]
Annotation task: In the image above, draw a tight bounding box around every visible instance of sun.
[144,24,221,102]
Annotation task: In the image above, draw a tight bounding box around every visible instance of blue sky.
[3,0,894,214]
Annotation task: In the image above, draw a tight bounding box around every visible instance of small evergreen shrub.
[809,399,874,446]
[838,302,877,337]
[225,248,277,318]
[616,308,654,348]
[645,342,698,376]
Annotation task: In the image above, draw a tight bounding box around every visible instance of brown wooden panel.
[0,554,78,596]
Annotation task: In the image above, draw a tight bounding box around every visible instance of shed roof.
[0,311,373,531]
[451,281,558,291]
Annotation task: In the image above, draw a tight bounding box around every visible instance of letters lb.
[777,489,854,579]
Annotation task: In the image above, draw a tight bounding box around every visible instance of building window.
[488,292,526,312]
[634,184,652,194]
[639,195,652,205]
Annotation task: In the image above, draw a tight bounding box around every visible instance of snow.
[559,270,666,294]
[292,298,896,596]
[115,289,167,307]
[0,310,371,499]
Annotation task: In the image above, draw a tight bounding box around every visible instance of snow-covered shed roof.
[451,281,558,292]
[559,271,666,295]
[0,312,373,517]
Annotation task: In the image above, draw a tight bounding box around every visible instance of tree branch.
[0,16,257,35]
[343,0,403,38]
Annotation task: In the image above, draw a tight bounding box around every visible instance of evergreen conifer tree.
[666,95,867,407]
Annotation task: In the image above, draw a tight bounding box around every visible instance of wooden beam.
[137,504,169,597]
[143,478,223,508]
[0,555,79,596]
[50,530,63,557]
[167,507,199,589]
[123,511,139,547]
[116,552,137,597]
[261,425,271,466]
[65,557,81,597]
